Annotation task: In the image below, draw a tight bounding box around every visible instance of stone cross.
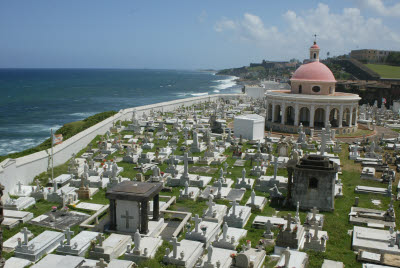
[217,179,222,196]
[242,168,246,182]
[171,237,181,258]
[283,247,291,267]
[184,181,189,196]
[64,228,74,245]
[265,220,273,235]
[231,200,238,216]
[21,227,31,245]
[222,222,228,241]
[219,168,224,179]
[320,128,326,156]
[97,234,105,247]
[273,156,278,180]
[53,179,58,192]
[223,162,229,173]
[134,230,141,252]
[121,210,134,229]
[207,245,213,263]
[96,258,108,268]
[17,181,22,193]
[295,201,300,223]
[312,222,319,241]
[192,214,202,233]
[285,213,292,231]
[250,190,256,205]
[206,194,215,216]
[311,207,319,221]
[183,153,189,176]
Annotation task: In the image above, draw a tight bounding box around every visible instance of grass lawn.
[365,63,400,78]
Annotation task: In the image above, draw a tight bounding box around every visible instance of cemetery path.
[337,125,398,143]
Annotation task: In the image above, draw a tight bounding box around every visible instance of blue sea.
[0,69,240,156]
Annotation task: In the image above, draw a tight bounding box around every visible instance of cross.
[121,210,134,229]
[314,34,317,42]
[171,237,181,258]
[183,153,189,175]
[312,222,319,241]
[97,233,105,246]
[231,200,238,216]
[311,207,319,221]
[265,220,273,234]
[96,258,108,268]
[64,228,74,245]
[21,227,31,245]
[17,181,23,192]
[273,156,278,180]
[192,214,202,233]
[284,213,292,231]
[320,128,326,156]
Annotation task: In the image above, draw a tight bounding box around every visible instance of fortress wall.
[0,94,241,196]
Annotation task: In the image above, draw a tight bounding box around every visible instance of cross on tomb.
[265,220,273,234]
[121,210,134,229]
[273,156,278,180]
[192,214,202,233]
[97,234,105,247]
[96,258,108,268]
[183,153,189,175]
[64,228,74,245]
[312,222,319,241]
[311,207,319,221]
[231,200,238,216]
[206,194,215,216]
[21,227,31,245]
[17,181,23,193]
[284,213,292,231]
[171,237,181,258]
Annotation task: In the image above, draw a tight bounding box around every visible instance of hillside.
[365,64,400,78]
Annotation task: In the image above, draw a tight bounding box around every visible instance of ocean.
[0,69,241,156]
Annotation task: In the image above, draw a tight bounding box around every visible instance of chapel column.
[140,201,148,234]
[310,105,315,128]
[325,105,330,128]
[109,199,116,230]
[153,194,160,221]
[354,107,358,127]
[339,105,343,128]
[294,104,299,126]
[349,106,353,127]
[272,103,276,123]
[281,102,286,125]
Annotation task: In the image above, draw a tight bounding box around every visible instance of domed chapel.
[265,41,361,134]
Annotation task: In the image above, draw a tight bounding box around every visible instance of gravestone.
[89,233,132,261]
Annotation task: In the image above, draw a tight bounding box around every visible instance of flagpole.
[51,129,54,182]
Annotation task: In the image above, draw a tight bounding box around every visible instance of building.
[234,114,265,141]
[265,41,361,134]
[350,49,396,63]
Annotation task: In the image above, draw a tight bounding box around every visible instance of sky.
[0,0,400,70]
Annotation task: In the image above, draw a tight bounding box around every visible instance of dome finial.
[313,34,317,44]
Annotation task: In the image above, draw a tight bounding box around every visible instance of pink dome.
[310,44,320,49]
[291,61,336,82]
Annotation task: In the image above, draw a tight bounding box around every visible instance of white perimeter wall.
[0,94,242,197]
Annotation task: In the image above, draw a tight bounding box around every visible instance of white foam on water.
[191,92,208,96]
[211,76,238,91]
[0,138,44,156]
[0,124,63,134]
[69,112,96,118]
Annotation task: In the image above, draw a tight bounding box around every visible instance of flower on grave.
[110,159,113,162]
[100,163,104,166]
[258,239,265,245]
[293,225,298,233]
[278,224,284,230]
[230,253,237,259]
[51,206,57,212]
[246,240,251,245]
[200,225,208,232]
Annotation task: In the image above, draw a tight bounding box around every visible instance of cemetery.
[0,96,400,268]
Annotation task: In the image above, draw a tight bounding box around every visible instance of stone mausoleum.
[265,41,361,134]
[289,155,338,211]
[106,181,162,235]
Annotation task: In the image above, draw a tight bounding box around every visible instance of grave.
[304,207,324,230]
[235,168,254,190]
[4,197,35,211]
[197,245,235,268]
[251,216,287,229]
[179,181,200,201]
[303,223,329,252]
[12,181,37,197]
[245,190,267,212]
[352,226,400,256]
[322,259,344,268]
[202,194,227,224]
[212,222,247,250]
[231,247,266,268]
[4,210,33,223]
[274,214,305,253]
[254,157,288,193]
[106,181,164,236]
[88,233,132,261]
[3,257,31,268]
[361,167,379,181]
[355,185,391,196]
[75,202,106,212]
[30,210,90,231]
[57,229,99,256]
[223,201,252,228]
[275,248,308,268]
[14,229,65,262]
[185,214,220,247]
[30,254,85,268]
[3,231,34,253]
[349,206,396,228]
[162,238,203,268]
[124,230,163,263]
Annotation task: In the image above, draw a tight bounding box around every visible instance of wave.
[191,92,208,96]
[211,76,238,91]
[0,124,62,134]
[0,138,43,156]
[69,112,96,118]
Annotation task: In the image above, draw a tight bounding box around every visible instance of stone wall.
[0,94,242,197]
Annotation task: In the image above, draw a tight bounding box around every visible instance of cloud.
[214,3,400,59]
[356,0,400,17]
[198,10,208,23]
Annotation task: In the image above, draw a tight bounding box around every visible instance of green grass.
[365,63,400,78]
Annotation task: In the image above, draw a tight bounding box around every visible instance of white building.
[234,114,265,140]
